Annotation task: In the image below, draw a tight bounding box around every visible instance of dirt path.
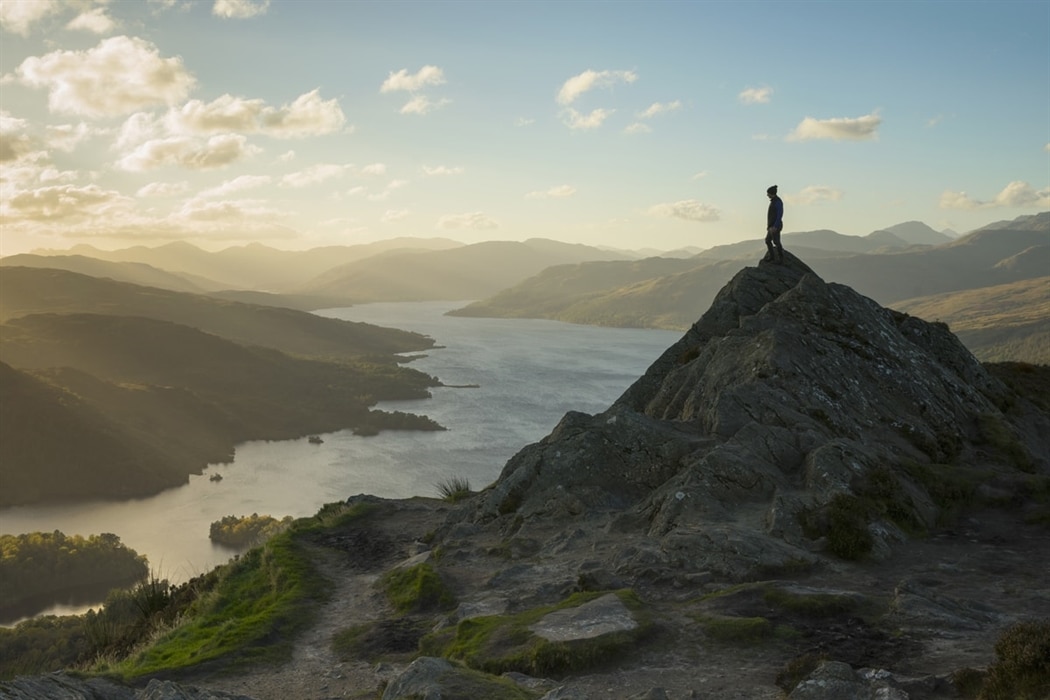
[182,503,1050,700]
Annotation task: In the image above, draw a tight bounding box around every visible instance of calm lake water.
[0,301,680,621]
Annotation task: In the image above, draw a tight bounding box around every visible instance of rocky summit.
[4,253,1048,700]
[456,251,1048,576]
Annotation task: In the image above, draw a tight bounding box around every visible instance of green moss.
[421,589,647,677]
[701,616,774,643]
[380,563,456,614]
[902,462,983,522]
[761,588,858,618]
[977,413,1034,472]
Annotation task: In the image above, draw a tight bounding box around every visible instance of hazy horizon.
[1,1,1047,257]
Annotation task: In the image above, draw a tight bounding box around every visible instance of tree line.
[0,531,148,618]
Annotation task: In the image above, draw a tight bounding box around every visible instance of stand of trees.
[0,531,148,621]
[209,514,294,547]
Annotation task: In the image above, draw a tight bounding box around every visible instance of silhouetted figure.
[764,185,784,263]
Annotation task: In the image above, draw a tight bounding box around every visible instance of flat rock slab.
[529,593,638,642]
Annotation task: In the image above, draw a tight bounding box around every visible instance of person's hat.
[767,185,778,195]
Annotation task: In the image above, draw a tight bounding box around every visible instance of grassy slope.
[891,277,1050,364]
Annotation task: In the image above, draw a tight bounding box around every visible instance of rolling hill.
[0,313,440,507]
[32,238,465,292]
[0,265,450,506]
[296,238,634,302]
[0,267,434,360]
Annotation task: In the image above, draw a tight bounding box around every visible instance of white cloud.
[437,211,498,230]
[281,163,347,188]
[117,133,259,171]
[562,107,613,130]
[66,8,116,34]
[13,36,196,117]
[258,90,346,137]
[381,65,446,93]
[38,166,78,184]
[787,111,882,141]
[171,89,346,138]
[791,185,843,205]
[623,122,651,135]
[198,174,271,198]
[0,111,34,162]
[647,199,720,223]
[178,197,280,221]
[514,117,535,127]
[46,122,92,151]
[557,69,637,106]
[213,0,270,19]
[691,171,709,180]
[638,100,681,119]
[738,86,772,105]
[277,150,296,162]
[360,163,386,176]
[1044,143,1050,153]
[0,0,60,35]
[421,165,463,176]
[0,183,130,222]
[939,181,1050,210]
[381,209,410,223]
[525,185,576,200]
[365,178,409,201]
[136,181,190,197]
[400,95,450,115]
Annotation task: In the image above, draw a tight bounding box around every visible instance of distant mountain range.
[451,212,1049,364]
[1,211,1045,387]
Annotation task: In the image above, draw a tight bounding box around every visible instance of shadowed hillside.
[0,267,434,360]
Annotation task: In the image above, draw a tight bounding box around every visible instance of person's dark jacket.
[767,196,784,231]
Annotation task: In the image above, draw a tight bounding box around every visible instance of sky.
[0,0,1047,256]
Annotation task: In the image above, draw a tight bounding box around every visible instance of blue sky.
[1,0,1047,256]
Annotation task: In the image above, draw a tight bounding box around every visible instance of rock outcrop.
[451,252,1047,579]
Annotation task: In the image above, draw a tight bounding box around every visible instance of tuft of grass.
[109,519,328,679]
[824,494,874,561]
[776,652,827,694]
[436,476,473,503]
[420,589,647,677]
[978,619,1050,700]
[380,563,456,615]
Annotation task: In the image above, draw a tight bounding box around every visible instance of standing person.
[764,185,784,263]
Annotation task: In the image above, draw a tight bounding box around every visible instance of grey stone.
[528,593,637,642]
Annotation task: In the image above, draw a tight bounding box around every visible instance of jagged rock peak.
[458,252,1047,580]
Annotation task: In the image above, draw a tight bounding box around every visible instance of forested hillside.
[0,267,445,507]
